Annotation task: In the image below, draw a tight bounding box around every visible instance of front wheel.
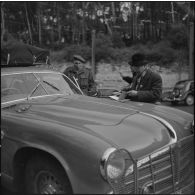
[185,94,194,106]
[25,155,72,194]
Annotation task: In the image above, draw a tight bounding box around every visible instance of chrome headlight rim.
[100,147,130,181]
[100,147,117,180]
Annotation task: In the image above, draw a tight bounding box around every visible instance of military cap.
[73,55,86,63]
[128,53,147,67]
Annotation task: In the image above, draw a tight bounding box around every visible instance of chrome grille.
[172,89,180,97]
[107,135,194,194]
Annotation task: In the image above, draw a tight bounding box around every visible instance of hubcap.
[186,95,194,105]
[35,171,65,194]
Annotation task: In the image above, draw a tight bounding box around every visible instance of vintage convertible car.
[1,64,194,194]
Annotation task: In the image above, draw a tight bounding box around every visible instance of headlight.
[107,150,126,179]
[100,148,130,180]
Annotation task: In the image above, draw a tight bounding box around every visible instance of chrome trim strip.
[62,73,84,95]
[100,147,116,179]
[27,94,64,99]
[33,72,49,95]
[2,98,28,106]
[140,112,177,144]
[1,94,64,106]
[2,71,84,95]
[2,71,60,76]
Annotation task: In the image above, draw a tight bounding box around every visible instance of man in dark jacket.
[64,55,97,96]
[120,53,162,103]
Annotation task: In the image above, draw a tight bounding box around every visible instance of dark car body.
[1,65,194,194]
[163,80,194,106]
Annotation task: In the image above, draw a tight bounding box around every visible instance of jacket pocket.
[79,75,88,89]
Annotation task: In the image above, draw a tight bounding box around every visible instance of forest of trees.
[1,1,194,65]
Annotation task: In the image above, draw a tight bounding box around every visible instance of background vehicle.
[163,80,194,106]
[1,64,194,194]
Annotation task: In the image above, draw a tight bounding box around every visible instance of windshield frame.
[1,71,83,106]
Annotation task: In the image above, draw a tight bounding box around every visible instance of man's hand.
[127,90,138,96]
[121,85,130,92]
[88,90,98,97]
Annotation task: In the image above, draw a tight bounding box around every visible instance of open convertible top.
[1,38,50,67]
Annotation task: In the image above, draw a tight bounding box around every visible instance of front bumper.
[163,96,185,102]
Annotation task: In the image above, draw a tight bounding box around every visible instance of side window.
[63,75,82,95]
[36,72,75,95]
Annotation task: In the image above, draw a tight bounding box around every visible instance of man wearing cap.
[64,55,97,96]
[119,53,162,103]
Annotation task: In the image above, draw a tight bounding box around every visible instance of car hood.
[120,100,193,139]
[24,95,176,159]
[28,95,138,126]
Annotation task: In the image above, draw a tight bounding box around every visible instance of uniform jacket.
[64,66,96,96]
[127,68,162,103]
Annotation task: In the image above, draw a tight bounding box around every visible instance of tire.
[25,155,72,194]
[185,94,194,106]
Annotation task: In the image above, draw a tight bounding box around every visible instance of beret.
[73,55,86,63]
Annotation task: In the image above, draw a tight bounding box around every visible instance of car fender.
[11,138,75,191]
[182,91,189,99]
[10,125,112,194]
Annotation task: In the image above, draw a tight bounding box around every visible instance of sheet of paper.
[109,95,120,101]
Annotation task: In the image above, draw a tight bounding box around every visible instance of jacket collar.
[142,68,152,80]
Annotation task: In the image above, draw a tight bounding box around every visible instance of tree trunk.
[24,2,33,44]
[171,2,175,24]
[131,3,136,40]
[51,24,54,48]
[105,19,112,36]
[72,27,75,44]
[37,2,42,45]
[57,2,61,44]
[91,30,96,78]
[1,2,5,43]
[71,2,77,44]
[111,2,116,24]
[81,2,86,44]
[189,23,194,79]
[51,2,56,48]
[134,4,138,40]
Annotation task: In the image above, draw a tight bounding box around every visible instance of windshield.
[1,72,82,103]
[174,81,188,89]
